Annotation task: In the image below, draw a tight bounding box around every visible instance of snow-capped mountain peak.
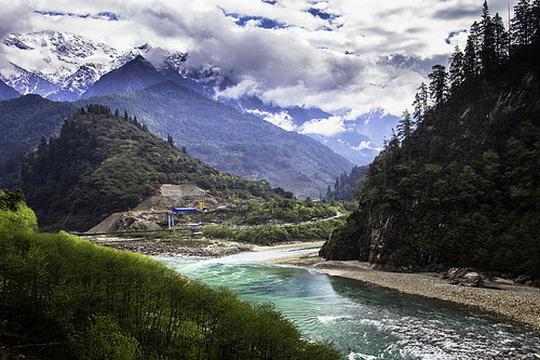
[0,31,150,99]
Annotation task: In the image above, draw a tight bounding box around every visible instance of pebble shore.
[273,253,540,333]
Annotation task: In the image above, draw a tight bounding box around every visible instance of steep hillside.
[81,81,353,197]
[321,40,540,278]
[21,105,278,231]
[0,79,19,100]
[0,95,74,187]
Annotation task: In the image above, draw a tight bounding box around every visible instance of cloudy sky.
[1,0,512,116]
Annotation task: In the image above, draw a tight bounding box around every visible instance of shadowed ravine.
[157,249,540,359]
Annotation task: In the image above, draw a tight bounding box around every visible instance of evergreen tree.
[428,65,448,106]
[412,82,429,123]
[480,1,497,72]
[464,22,481,79]
[397,110,414,142]
[532,0,540,40]
[512,0,533,46]
[449,46,465,92]
[493,13,510,63]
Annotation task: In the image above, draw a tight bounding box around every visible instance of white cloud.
[216,79,261,99]
[353,140,382,152]
[247,109,297,131]
[0,0,509,115]
[299,116,346,137]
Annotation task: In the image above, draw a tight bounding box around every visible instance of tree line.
[401,0,540,137]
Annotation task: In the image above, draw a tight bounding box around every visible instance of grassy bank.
[0,190,340,359]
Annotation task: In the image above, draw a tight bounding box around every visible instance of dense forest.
[0,189,339,359]
[321,1,540,278]
[21,105,283,231]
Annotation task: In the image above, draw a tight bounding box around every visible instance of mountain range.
[0,56,353,197]
[0,31,399,165]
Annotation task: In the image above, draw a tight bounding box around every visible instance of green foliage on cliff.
[322,30,540,276]
[0,190,340,359]
[21,105,279,231]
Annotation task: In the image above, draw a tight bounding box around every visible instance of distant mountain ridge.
[79,78,353,197]
[82,55,164,98]
[0,31,400,164]
[0,79,19,100]
[0,73,353,196]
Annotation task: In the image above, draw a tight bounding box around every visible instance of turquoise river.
[157,247,540,359]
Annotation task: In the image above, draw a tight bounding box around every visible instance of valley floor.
[83,235,252,257]
[270,251,540,334]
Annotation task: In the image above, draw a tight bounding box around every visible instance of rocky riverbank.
[270,252,540,333]
[83,235,326,258]
[83,235,253,257]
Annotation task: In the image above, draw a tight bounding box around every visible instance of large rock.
[444,267,487,287]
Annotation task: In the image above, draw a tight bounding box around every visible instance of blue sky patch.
[34,10,119,21]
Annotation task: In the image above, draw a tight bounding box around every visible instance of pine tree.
[428,65,448,106]
[480,1,497,72]
[512,0,533,46]
[397,110,414,142]
[412,82,429,123]
[532,0,540,40]
[449,46,465,92]
[493,13,510,64]
[464,22,481,79]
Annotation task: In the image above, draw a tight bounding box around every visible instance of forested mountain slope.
[80,81,353,197]
[321,5,540,278]
[21,105,280,231]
